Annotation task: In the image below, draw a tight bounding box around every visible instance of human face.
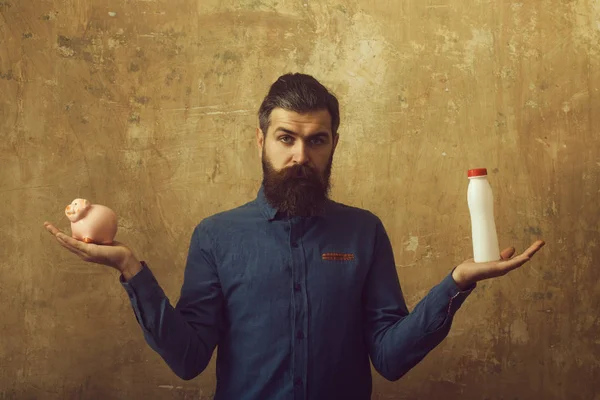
[256,108,339,216]
[256,108,338,173]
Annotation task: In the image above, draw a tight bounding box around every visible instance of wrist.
[452,266,472,291]
[119,254,142,281]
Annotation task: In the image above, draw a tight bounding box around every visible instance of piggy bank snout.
[65,204,75,216]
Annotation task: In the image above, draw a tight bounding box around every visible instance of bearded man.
[45,73,545,400]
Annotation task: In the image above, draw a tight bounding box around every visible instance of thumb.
[500,247,516,260]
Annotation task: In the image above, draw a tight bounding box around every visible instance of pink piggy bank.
[65,198,118,244]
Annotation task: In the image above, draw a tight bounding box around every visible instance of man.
[45,73,545,399]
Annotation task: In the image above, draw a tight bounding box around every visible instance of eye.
[279,135,293,144]
[310,136,327,146]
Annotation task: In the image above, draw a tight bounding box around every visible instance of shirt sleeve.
[363,218,475,381]
[120,221,224,380]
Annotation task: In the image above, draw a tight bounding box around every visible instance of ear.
[256,127,265,160]
[332,133,339,155]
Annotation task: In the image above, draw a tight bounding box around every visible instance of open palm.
[44,221,133,271]
[453,240,546,290]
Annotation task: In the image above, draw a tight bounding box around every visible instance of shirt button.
[294,283,301,292]
[291,242,298,248]
[294,377,302,386]
[297,331,304,339]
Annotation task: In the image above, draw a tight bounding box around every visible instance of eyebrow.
[274,127,331,139]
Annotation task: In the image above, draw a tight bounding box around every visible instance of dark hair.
[258,73,340,137]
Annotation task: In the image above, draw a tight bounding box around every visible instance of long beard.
[262,150,333,217]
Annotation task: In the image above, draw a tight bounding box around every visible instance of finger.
[496,252,533,273]
[54,231,81,247]
[56,235,88,259]
[44,222,62,236]
[55,231,95,254]
[500,247,516,260]
[495,241,545,270]
[522,240,545,258]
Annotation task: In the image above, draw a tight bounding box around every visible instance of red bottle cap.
[468,168,488,177]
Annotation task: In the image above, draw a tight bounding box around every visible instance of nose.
[292,141,309,165]
[66,205,71,211]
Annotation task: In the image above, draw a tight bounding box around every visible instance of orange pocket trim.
[322,252,355,261]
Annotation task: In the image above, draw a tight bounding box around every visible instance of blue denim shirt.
[121,186,474,399]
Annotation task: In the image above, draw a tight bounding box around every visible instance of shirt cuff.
[437,270,476,315]
[120,261,161,302]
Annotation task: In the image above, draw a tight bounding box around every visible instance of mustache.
[281,163,317,179]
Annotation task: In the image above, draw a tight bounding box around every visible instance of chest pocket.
[307,246,367,301]
[321,251,357,262]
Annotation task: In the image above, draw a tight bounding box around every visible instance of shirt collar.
[256,184,331,221]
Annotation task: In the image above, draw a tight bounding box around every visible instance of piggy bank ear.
[81,199,91,210]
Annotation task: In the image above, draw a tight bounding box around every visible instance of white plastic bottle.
[467,168,500,262]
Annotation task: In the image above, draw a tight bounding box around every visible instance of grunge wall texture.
[1,1,599,399]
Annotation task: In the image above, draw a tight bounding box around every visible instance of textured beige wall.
[1,1,599,399]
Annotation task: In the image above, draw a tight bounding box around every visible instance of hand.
[452,240,546,290]
[44,221,142,279]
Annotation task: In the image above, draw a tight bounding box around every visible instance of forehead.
[268,108,332,136]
